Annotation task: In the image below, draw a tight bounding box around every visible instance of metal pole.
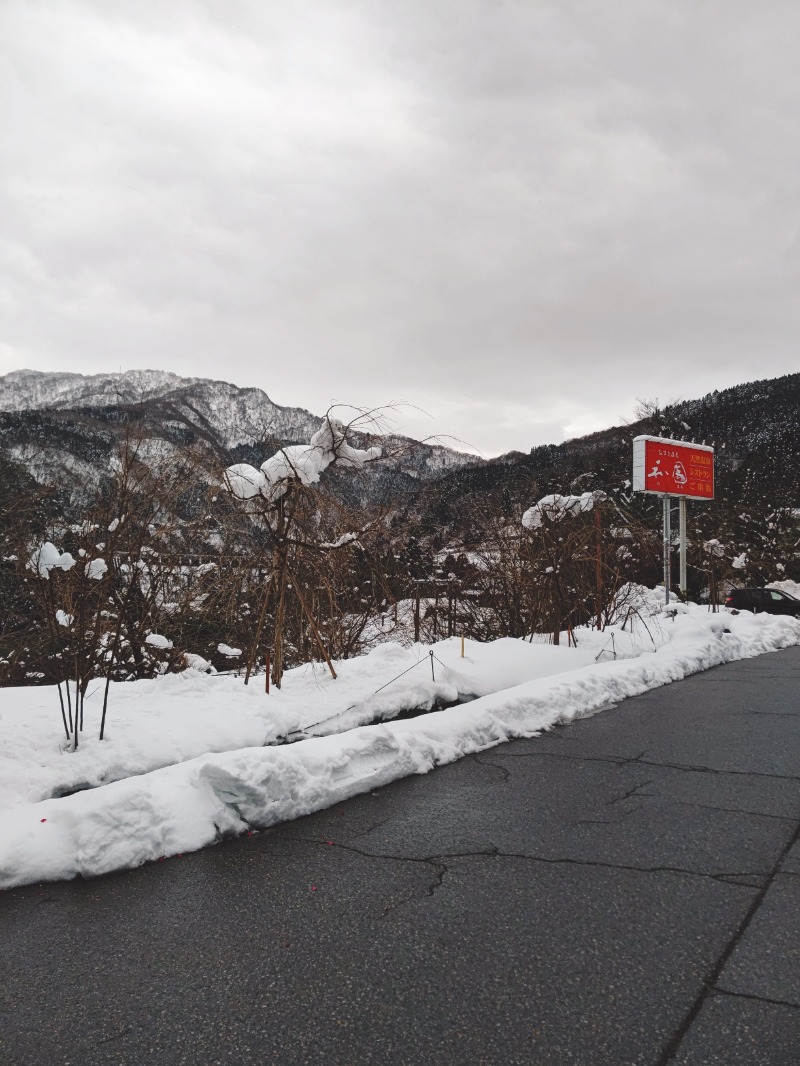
[662,494,671,605]
[594,507,603,630]
[679,496,687,599]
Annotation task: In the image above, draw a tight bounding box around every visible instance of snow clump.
[217,644,242,658]
[522,491,606,530]
[145,634,173,650]
[224,418,381,504]
[703,539,725,558]
[85,558,108,581]
[27,543,76,579]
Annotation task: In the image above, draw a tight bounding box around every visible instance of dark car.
[725,588,800,616]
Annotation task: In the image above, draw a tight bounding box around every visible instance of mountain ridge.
[0,369,479,495]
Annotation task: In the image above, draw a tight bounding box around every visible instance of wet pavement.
[2,647,800,1064]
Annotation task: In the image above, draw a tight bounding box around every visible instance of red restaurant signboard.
[632,435,714,500]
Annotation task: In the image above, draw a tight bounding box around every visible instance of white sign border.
[632,435,715,500]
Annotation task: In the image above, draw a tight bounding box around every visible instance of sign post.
[679,497,687,597]
[662,495,671,604]
[632,436,714,605]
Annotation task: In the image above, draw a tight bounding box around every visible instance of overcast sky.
[2,1,799,455]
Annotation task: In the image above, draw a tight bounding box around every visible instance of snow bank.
[0,640,591,812]
[1,607,798,890]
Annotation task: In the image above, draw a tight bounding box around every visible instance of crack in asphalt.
[657,817,800,1064]
[575,804,644,827]
[97,1026,133,1045]
[290,836,767,910]
[468,754,511,781]
[358,817,391,838]
[710,986,800,1011]
[715,875,765,888]
[495,748,800,783]
[739,710,800,718]
[674,801,797,823]
[607,780,653,805]
[460,753,797,821]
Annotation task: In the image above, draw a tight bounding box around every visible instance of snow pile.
[27,542,76,578]
[0,640,593,813]
[1,602,799,890]
[522,491,606,529]
[145,633,173,650]
[224,418,381,503]
[84,558,107,580]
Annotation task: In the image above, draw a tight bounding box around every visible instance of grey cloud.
[2,0,799,454]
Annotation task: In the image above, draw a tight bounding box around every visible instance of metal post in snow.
[663,494,671,605]
[679,496,687,599]
[594,507,602,630]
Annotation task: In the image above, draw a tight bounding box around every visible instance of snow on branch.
[522,491,607,530]
[319,531,361,550]
[703,539,725,558]
[85,558,108,581]
[27,542,76,579]
[223,416,381,504]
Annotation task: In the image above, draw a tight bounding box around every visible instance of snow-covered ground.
[0,638,594,811]
[1,591,798,890]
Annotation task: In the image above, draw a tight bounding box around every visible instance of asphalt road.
[3,646,800,1065]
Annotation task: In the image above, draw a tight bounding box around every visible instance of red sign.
[632,436,714,500]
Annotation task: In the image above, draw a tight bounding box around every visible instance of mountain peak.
[0,368,250,412]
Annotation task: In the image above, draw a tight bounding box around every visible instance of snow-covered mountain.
[0,369,477,493]
[0,369,201,410]
[0,369,324,450]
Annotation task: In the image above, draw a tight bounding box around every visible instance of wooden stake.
[461,635,465,658]
[265,650,270,694]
